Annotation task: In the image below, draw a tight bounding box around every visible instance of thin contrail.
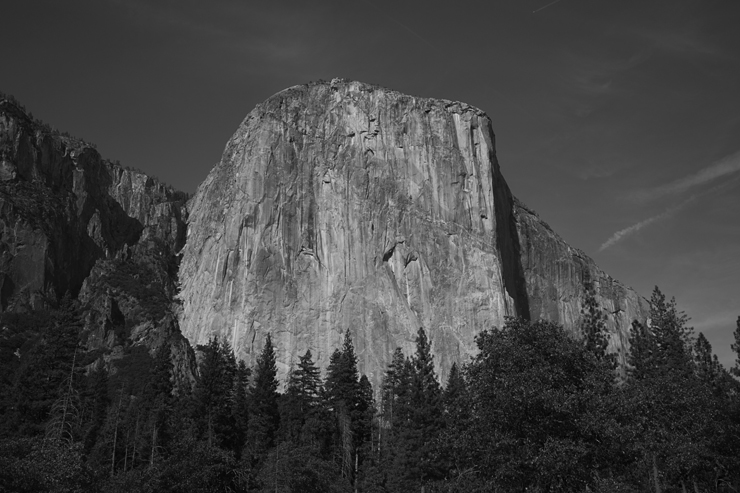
[599,175,740,252]
[598,201,690,252]
[628,149,740,204]
[533,0,562,13]
[388,17,437,51]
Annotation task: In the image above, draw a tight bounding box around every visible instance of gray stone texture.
[178,80,647,386]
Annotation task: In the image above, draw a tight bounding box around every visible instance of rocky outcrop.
[178,79,647,386]
[78,251,195,387]
[514,200,647,367]
[0,96,194,384]
[0,98,187,309]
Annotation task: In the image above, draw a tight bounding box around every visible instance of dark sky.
[3,0,739,367]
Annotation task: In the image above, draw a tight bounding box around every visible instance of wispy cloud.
[629,150,740,203]
[601,172,740,251]
[563,54,626,97]
[558,7,723,117]
[578,165,619,180]
[556,47,650,117]
[598,197,695,252]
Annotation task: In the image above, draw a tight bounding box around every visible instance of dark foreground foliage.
[1,287,740,492]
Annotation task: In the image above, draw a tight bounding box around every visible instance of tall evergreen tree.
[623,289,732,491]
[410,327,441,407]
[694,333,722,387]
[231,359,250,456]
[11,298,83,436]
[647,286,694,377]
[442,362,467,425]
[247,334,279,457]
[142,342,174,466]
[627,320,657,381]
[731,316,740,378]
[292,350,322,412]
[437,362,476,484]
[192,336,237,449]
[388,327,443,490]
[325,331,361,413]
[356,374,374,448]
[324,331,362,482]
[280,349,322,445]
[629,288,694,382]
[380,347,411,434]
[580,271,611,363]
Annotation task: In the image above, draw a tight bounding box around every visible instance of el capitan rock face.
[179,79,647,385]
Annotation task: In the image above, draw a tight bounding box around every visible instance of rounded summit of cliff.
[259,78,487,118]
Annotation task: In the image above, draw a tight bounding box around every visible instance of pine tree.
[623,289,728,491]
[580,271,610,362]
[247,333,280,457]
[731,316,740,378]
[628,288,694,382]
[143,342,174,466]
[439,362,474,482]
[231,359,250,456]
[192,336,237,449]
[628,320,657,381]
[324,331,362,482]
[293,350,322,413]
[356,374,374,449]
[647,286,694,377]
[380,347,410,433]
[147,343,174,400]
[325,331,361,414]
[11,298,83,436]
[443,362,467,425]
[388,327,444,490]
[411,327,441,409]
[280,349,321,445]
[280,371,303,444]
[694,333,720,383]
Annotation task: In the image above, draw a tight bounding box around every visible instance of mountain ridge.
[0,93,195,385]
[0,83,648,389]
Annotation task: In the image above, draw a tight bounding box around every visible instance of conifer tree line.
[2,285,740,492]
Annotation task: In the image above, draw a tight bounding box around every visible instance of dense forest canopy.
[1,286,740,492]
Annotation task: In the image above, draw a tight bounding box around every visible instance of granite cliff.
[178,79,647,385]
[514,200,644,368]
[0,82,647,388]
[0,95,194,383]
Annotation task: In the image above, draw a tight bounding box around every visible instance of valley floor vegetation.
[1,285,740,492]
